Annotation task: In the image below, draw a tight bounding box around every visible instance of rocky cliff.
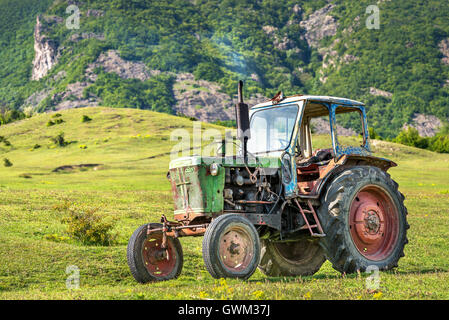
[31,15,60,81]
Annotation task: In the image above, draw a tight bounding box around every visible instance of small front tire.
[202,214,260,279]
[127,223,183,283]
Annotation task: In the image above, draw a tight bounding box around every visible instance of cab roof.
[250,95,365,110]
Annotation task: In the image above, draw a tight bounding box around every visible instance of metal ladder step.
[294,199,326,238]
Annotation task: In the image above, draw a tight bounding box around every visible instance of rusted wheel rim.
[219,226,254,272]
[141,233,177,278]
[349,185,399,261]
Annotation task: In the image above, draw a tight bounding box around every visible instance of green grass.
[0,107,448,299]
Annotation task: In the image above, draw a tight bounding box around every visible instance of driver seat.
[297,148,334,168]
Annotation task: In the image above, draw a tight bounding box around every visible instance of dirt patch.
[52,164,103,173]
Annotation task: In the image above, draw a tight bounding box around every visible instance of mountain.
[1,0,449,138]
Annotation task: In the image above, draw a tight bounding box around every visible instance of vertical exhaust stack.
[235,80,251,160]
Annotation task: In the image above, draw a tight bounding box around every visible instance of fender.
[298,154,397,199]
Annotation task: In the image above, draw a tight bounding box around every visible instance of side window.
[334,107,366,150]
[310,116,333,151]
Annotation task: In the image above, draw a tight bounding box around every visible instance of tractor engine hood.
[167,156,281,220]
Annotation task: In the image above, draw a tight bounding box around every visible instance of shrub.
[60,205,117,246]
[369,127,382,140]
[0,136,11,146]
[52,113,62,118]
[3,158,12,167]
[193,62,223,82]
[81,115,92,122]
[47,120,55,127]
[50,132,69,147]
[394,127,428,149]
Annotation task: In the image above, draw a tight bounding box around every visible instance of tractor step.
[294,199,326,238]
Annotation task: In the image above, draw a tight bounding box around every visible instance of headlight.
[210,163,220,176]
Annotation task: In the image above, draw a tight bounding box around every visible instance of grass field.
[0,107,448,300]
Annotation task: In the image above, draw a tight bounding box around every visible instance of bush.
[193,62,224,82]
[394,127,428,149]
[369,127,382,140]
[50,132,69,147]
[81,115,92,122]
[60,205,117,246]
[0,136,11,146]
[394,126,449,153]
[3,158,12,167]
[47,120,55,127]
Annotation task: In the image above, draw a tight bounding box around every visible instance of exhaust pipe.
[235,80,251,160]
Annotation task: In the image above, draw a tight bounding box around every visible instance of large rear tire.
[258,237,325,277]
[317,166,409,274]
[127,223,183,283]
[202,214,260,280]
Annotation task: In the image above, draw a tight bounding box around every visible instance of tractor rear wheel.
[317,166,409,274]
[258,237,325,277]
[202,214,260,279]
[127,223,183,283]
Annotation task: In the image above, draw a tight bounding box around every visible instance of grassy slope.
[0,107,448,300]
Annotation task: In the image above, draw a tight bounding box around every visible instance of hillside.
[0,107,448,299]
[1,0,449,138]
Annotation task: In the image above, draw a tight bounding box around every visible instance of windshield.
[248,104,299,154]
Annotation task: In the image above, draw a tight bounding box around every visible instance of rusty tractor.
[127,81,409,282]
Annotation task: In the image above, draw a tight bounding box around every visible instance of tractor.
[127,81,409,282]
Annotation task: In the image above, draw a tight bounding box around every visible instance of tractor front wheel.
[127,223,183,283]
[202,214,260,279]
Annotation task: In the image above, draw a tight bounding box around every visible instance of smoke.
[210,33,249,77]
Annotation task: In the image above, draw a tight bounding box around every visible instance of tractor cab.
[248,95,373,198]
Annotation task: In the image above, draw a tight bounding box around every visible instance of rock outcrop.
[402,113,443,137]
[173,73,267,122]
[52,50,161,110]
[318,39,359,83]
[31,15,60,80]
[70,32,105,42]
[52,82,99,111]
[262,25,297,51]
[300,4,338,48]
[369,87,393,98]
[439,38,449,65]
[85,50,160,82]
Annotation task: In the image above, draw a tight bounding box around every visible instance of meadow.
[0,107,448,300]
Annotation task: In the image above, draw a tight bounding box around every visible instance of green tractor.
[127,81,409,282]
